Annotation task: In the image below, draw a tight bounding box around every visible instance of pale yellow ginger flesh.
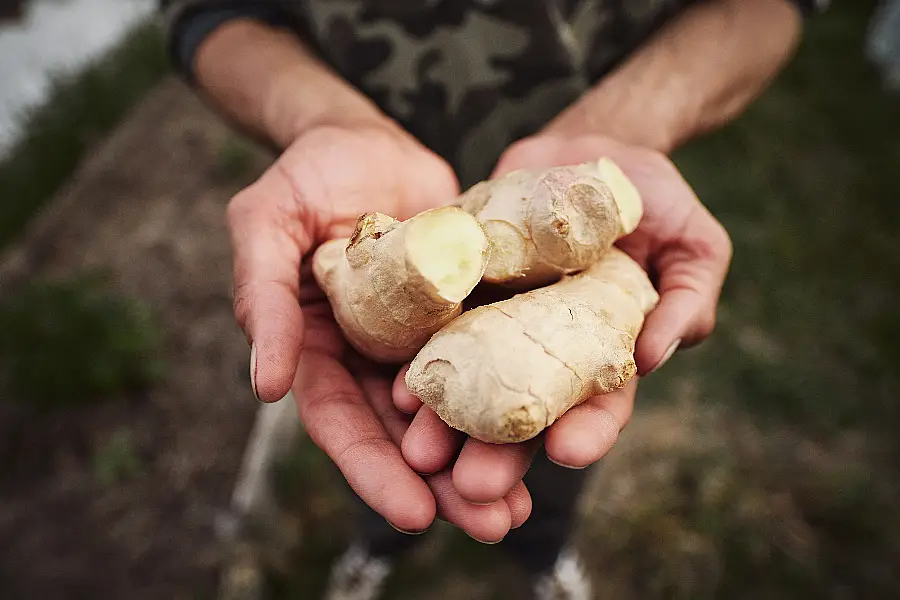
[458,158,643,287]
[312,207,491,363]
[405,248,659,444]
[404,209,489,302]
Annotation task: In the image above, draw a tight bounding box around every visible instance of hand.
[227,119,529,539]
[397,133,732,511]
[492,134,733,370]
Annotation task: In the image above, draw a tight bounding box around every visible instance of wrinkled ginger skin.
[312,208,490,363]
[459,158,642,288]
[405,249,659,443]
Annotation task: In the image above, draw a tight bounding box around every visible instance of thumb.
[634,287,714,376]
[227,173,313,401]
[634,241,731,375]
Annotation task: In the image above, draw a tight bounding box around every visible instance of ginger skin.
[459,158,642,287]
[405,248,659,444]
[312,208,491,363]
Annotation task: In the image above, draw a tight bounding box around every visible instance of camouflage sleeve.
[159,1,313,82]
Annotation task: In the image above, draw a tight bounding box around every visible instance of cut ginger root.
[404,248,659,444]
[459,157,642,287]
[312,207,491,363]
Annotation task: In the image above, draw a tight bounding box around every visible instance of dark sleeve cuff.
[789,0,829,17]
[167,3,294,83]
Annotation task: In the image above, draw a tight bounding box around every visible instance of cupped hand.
[397,133,732,509]
[226,119,528,539]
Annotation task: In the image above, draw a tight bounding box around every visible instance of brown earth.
[0,78,273,600]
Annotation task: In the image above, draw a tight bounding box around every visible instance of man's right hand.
[198,20,531,540]
[227,117,532,539]
[228,119,459,403]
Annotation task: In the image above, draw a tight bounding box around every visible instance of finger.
[358,365,415,444]
[402,405,465,474]
[428,471,512,544]
[392,364,423,414]
[490,134,627,179]
[361,368,516,540]
[489,135,569,178]
[505,481,533,529]
[227,175,314,402]
[294,351,435,532]
[635,210,732,375]
[452,437,541,504]
[544,380,637,469]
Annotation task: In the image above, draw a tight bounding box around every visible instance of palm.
[588,145,718,274]
[276,124,459,240]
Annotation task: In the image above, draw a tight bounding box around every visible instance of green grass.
[0,273,165,407]
[213,135,263,185]
[93,429,143,485]
[0,19,168,251]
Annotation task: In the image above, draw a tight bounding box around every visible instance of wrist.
[196,19,391,149]
[543,75,693,154]
[264,58,389,147]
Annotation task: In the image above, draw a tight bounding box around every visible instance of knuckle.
[226,189,255,229]
[716,222,735,263]
[502,136,542,163]
[688,212,734,268]
[426,156,459,196]
[633,145,673,173]
[694,308,718,341]
[333,436,393,469]
[231,287,252,328]
[643,147,670,167]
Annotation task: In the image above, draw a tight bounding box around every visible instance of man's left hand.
[394,133,732,516]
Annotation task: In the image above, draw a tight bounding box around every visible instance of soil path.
[0,78,272,600]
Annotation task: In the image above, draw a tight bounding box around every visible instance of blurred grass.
[270,2,900,598]
[0,274,165,407]
[574,403,900,600]
[212,134,263,186]
[0,19,167,251]
[268,435,356,599]
[93,429,143,486]
[605,2,900,594]
[269,436,533,600]
[646,0,900,441]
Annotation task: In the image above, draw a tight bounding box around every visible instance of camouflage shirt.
[163,0,814,186]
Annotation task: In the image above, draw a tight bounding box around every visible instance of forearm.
[545,0,802,152]
[194,19,387,149]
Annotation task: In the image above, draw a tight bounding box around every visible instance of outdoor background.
[0,1,898,599]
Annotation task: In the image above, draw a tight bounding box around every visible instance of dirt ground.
[0,78,273,600]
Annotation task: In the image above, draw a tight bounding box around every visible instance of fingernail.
[249,343,260,401]
[467,533,504,545]
[547,455,588,470]
[649,338,681,375]
[387,521,427,535]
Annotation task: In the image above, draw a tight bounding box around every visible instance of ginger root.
[459,158,642,287]
[312,207,491,363]
[404,248,659,444]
